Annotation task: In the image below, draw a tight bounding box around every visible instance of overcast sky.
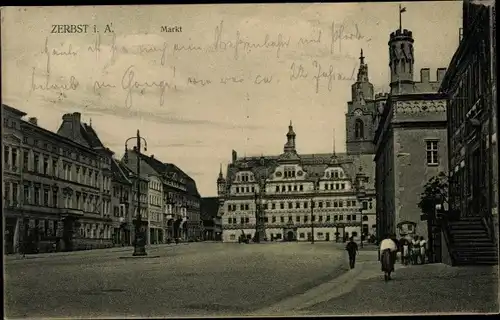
[1,2,462,196]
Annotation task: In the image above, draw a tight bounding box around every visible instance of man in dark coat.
[345,237,359,269]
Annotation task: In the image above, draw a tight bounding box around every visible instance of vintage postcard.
[1,1,498,318]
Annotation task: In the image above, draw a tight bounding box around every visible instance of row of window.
[229,231,364,241]
[149,194,162,207]
[3,145,111,190]
[3,181,110,214]
[226,214,371,224]
[21,134,110,167]
[227,200,369,211]
[150,181,162,191]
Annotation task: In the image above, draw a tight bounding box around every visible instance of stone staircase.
[446,217,498,265]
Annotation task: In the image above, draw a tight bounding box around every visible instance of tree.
[418,171,448,219]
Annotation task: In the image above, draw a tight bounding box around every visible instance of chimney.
[28,117,38,126]
[437,68,447,83]
[420,68,430,83]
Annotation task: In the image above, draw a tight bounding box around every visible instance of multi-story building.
[438,0,497,265]
[118,162,149,244]
[163,166,189,241]
[110,158,133,246]
[122,151,201,242]
[56,112,114,249]
[201,196,223,241]
[3,105,27,254]
[2,106,114,253]
[218,51,378,243]
[147,173,164,244]
[374,26,448,242]
[163,163,202,241]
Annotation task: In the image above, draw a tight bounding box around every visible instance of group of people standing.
[345,234,428,282]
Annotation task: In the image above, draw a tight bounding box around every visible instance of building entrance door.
[286,231,294,241]
[325,233,330,241]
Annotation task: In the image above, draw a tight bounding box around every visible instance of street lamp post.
[124,129,148,256]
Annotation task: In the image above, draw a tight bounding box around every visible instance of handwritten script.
[30,19,369,108]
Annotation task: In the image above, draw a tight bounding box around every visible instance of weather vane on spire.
[399,4,407,32]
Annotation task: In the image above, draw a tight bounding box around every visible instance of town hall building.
[218,51,378,243]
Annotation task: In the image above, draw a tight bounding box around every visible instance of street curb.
[4,243,193,262]
[119,255,161,259]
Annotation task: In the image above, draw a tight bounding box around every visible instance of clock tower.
[346,49,376,155]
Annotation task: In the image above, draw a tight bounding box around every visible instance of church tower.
[284,121,296,153]
[346,49,376,155]
[217,164,226,199]
[388,28,415,94]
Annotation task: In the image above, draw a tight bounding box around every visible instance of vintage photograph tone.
[1,1,498,318]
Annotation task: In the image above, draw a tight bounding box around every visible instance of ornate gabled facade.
[218,90,378,244]
[218,50,378,243]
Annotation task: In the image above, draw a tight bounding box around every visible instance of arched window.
[355,119,364,139]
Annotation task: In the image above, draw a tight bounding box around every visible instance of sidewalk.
[256,250,498,316]
[4,243,191,261]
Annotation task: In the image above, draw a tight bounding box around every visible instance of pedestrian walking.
[379,234,398,281]
[345,237,359,269]
[411,236,421,265]
[419,236,427,264]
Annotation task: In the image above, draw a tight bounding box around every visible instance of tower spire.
[284,121,296,153]
[359,49,365,65]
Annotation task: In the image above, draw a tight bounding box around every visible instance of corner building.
[219,52,377,243]
[374,28,448,243]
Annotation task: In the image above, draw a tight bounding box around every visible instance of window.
[280,216,284,223]
[355,119,364,139]
[299,185,303,191]
[288,202,293,209]
[34,186,40,205]
[275,186,279,192]
[245,217,249,223]
[362,216,369,221]
[24,185,30,204]
[363,201,368,210]
[319,215,323,222]
[34,153,40,173]
[230,234,236,240]
[3,146,9,165]
[43,157,49,175]
[272,216,276,223]
[23,150,29,171]
[296,216,300,222]
[304,202,308,209]
[295,202,300,208]
[11,148,18,167]
[304,215,308,222]
[426,141,439,165]
[326,215,331,221]
[352,231,358,237]
[43,189,49,206]
[280,203,284,209]
[299,233,305,238]
[272,203,276,210]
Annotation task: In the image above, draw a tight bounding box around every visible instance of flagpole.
[399,4,402,32]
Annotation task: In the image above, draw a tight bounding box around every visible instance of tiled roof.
[164,163,200,197]
[226,152,374,187]
[81,123,105,149]
[111,158,131,185]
